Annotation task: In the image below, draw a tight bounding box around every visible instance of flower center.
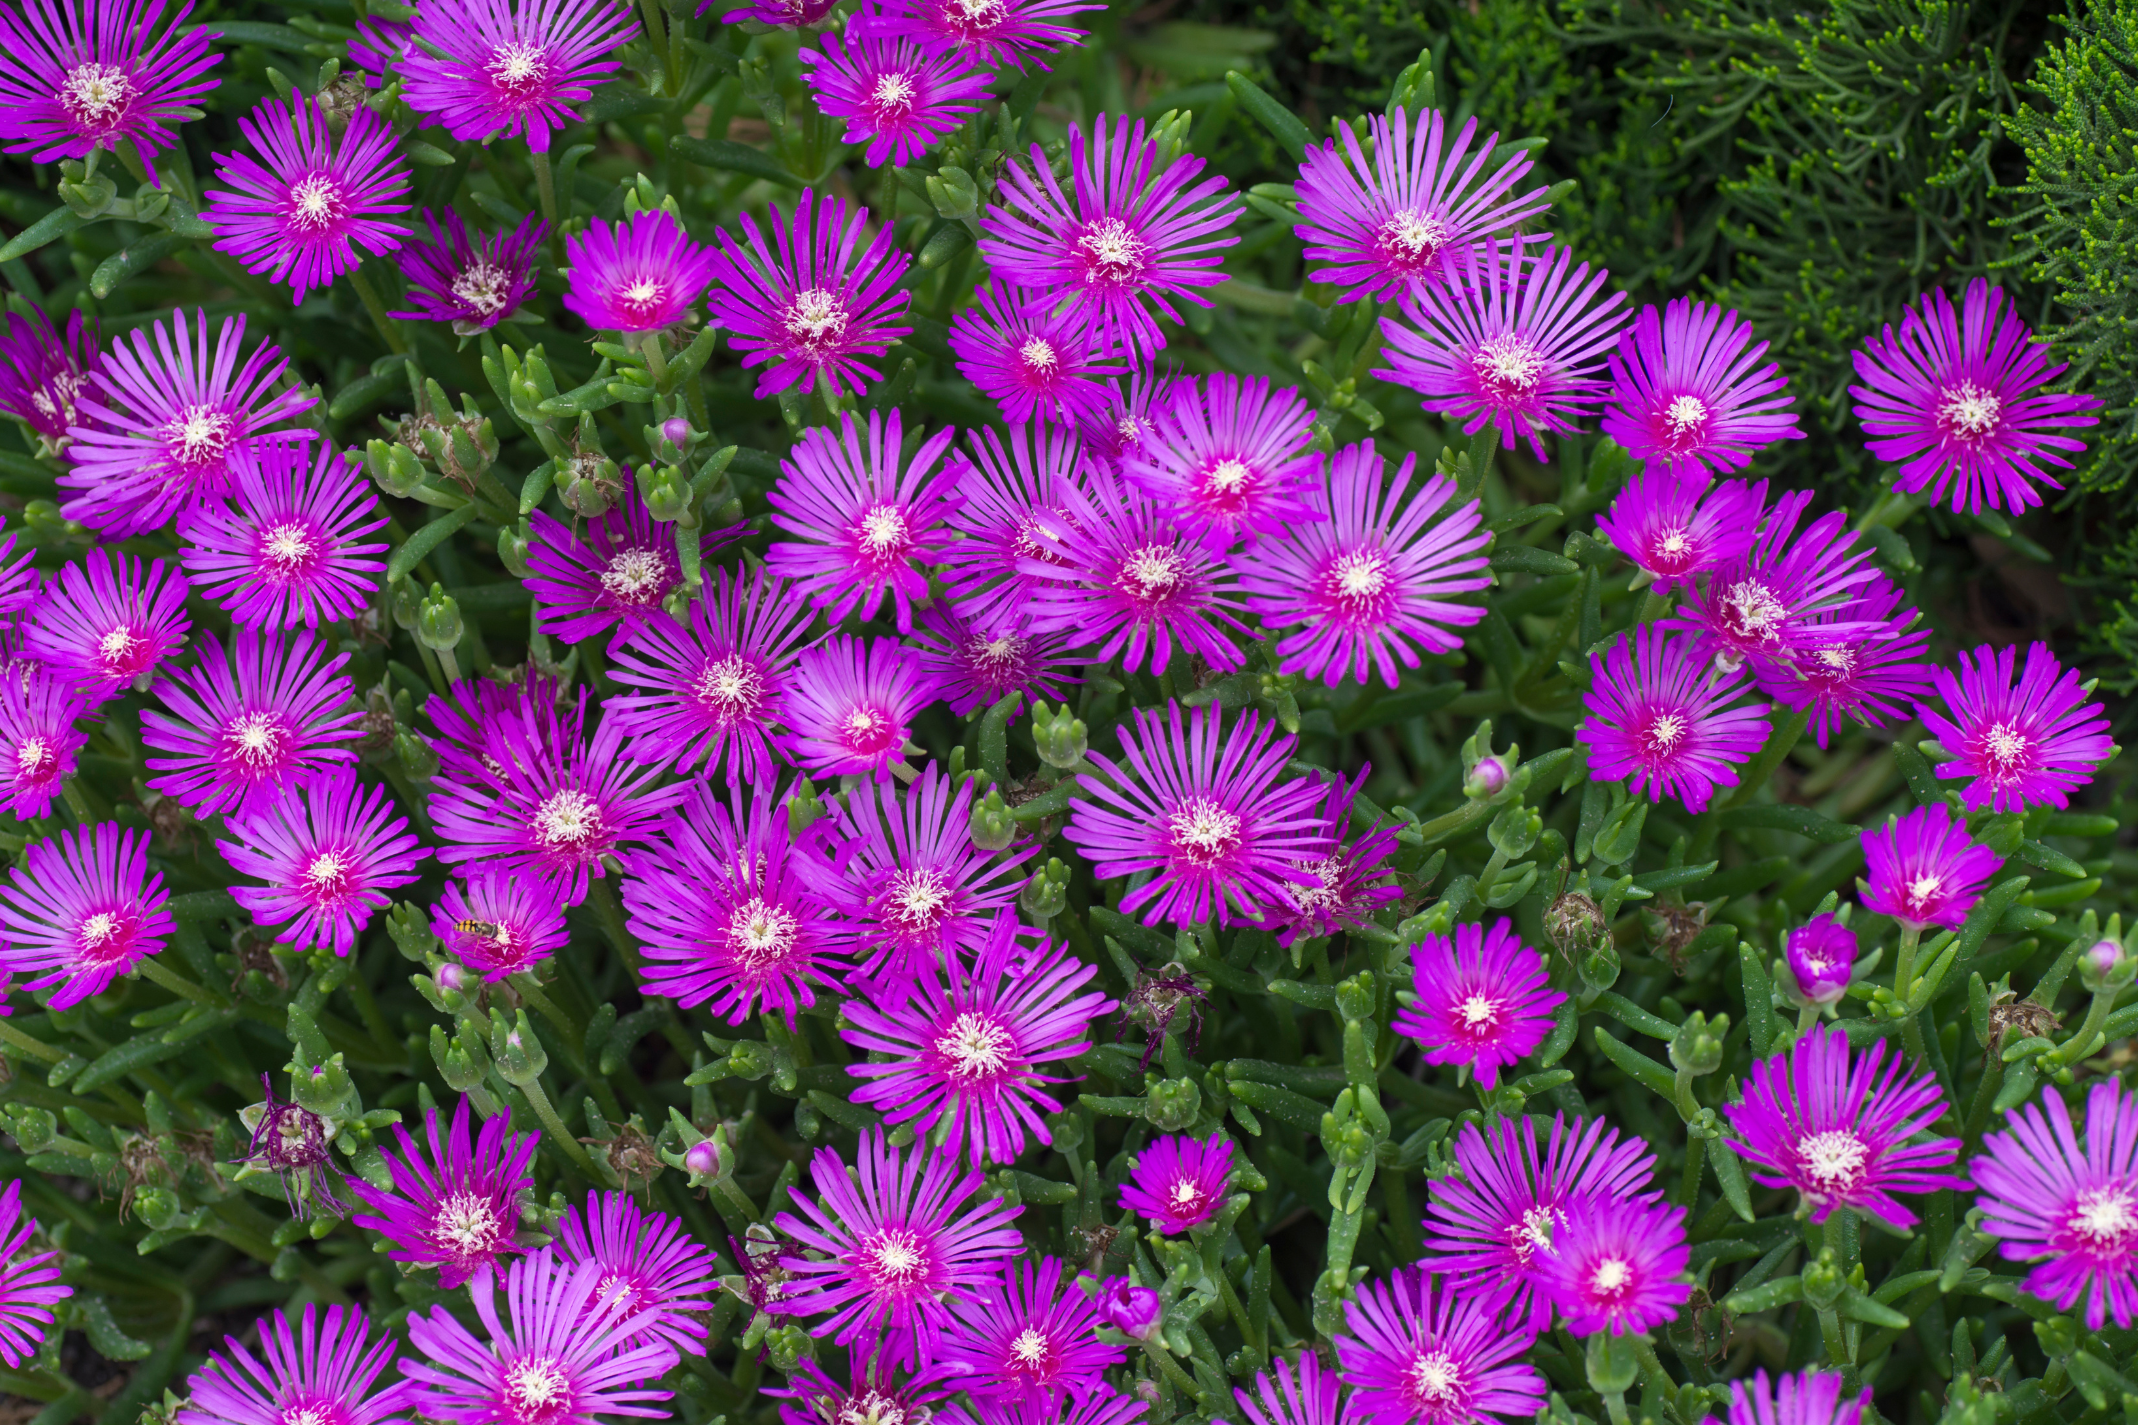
[1718,578,1788,642]
[431,1190,504,1259]
[1590,1256,1634,1298]
[15,736,55,781]
[600,547,670,605]
[1903,873,1942,916]
[260,521,318,577]
[1008,1326,1051,1368]
[163,404,237,473]
[285,173,348,234]
[486,41,552,103]
[866,1229,926,1285]
[1076,216,1149,288]
[1981,721,2031,776]
[533,789,604,853]
[1640,710,1689,758]
[1937,381,2003,441]
[1797,1128,1869,1192]
[2068,1184,2138,1251]
[1507,1204,1559,1264]
[1167,798,1242,869]
[1117,543,1187,603]
[1290,854,1347,915]
[839,705,899,757]
[935,1010,1014,1078]
[616,277,668,327]
[1813,645,1857,676]
[1661,393,1709,444]
[692,654,765,722]
[725,896,799,968]
[75,908,139,966]
[1018,336,1060,376]
[783,288,850,353]
[855,503,910,559]
[1474,335,1545,400]
[882,867,954,936]
[95,625,148,678]
[59,62,131,129]
[280,1401,341,1425]
[1376,207,1452,271]
[502,1355,571,1425]
[451,259,513,317]
[1322,548,1391,616]
[964,631,1027,682]
[837,1391,913,1425]
[1408,1351,1463,1408]
[222,711,290,771]
[872,70,917,112]
[303,851,353,902]
[1655,526,1692,562]
[948,0,1007,29]
[1457,993,1501,1031]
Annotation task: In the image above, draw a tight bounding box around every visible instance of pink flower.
[562,209,717,334]
[1576,623,1771,813]
[1535,1197,1692,1337]
[433,871,570,982]
[350,1096,537,1289]
[0,670,90,819]
[1602,299,1803,478]
[176,439,389,631]
[0,0,221,183]
[0,822,172,1011]
[1335,1267,1545,1425]
[1917,641,2113,813]
[1119,1131,1234,1234]
[781,635,936,780]
[21,548,191,702]
[399,0,636,154]
[1594,471,1763,594]
[1123,374,1320,547]
[1393,918,1566,1091]
[219,768,427,957]
[935,418,1086,636]
[950,282,1125,428]
[872,0,1101,69]
[1859,802,2002,932]
[800,23,992,167]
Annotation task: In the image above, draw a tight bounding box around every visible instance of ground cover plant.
[0,4,2133,1425]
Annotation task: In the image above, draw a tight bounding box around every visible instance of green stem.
[639,330,669,390]
[59,777,90,825]
[1796,1003,1821,1035]
[1603,1392,1633,1425]
[1676,1133,1705,1208]
[347,265,408,354]
[513,1072,600,1179]
[137,954,217,1004]
[509,973,578,1043]
[1142,1338,1203,1406]
[1717,705,1809,812]
[585,875,643,973]
[530,147,562,239]
[0,1016,66,1063]
[1893,923,1924,1004]
[435,644,462,685]
[2059,985,2119,1064]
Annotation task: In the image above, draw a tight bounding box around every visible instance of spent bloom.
[220,769,427,957]
[563,209,718,333]
[873,0,1100,67]
[941,1255,1124,1403]
[1236,442,1491,687]
[1120,1131,1235,1234]
[1759,576,1933,750]
[1723,1023,1963,1229]
[236,1074,346,1220]
[1123,374,1319,547]
[706,189,914,399]
[1850,277,2101,515]
[400,1249,678,1423]
[1784,914,1857,1007]
[1421,1112,1659,1333]
[935,418,1086,636]
[178,1304,416,1425]
[1602,299,1803,478]
[1534,1197,1692,1336]
[350,1096,538,1289]
[1667,489,1880,674]
[1595,472,1763,594]
[1217,1354,1344,1425]
[1393,918,1567,1091]
[950,282,1125,428]
[391,210,546,330]
[141,627,362,818]
[980,113,1241,358]
[0,822,172,1011]
[1917,641,2113,813]
[766,408,960,634]
[1974,1079,2138,1330]
[1859,802,2003,932]
[177,439,389,631]
[1380,239,1630,459]
[0,1179,68,1367]
[1295,108,1549,303]
[773,1129,1025,1368]
[553,1192,720,1355]
[433,870,571,982]
[64,308,316,537]
[1702,1372,1871,1425]
[800,26,991,168]
[203,90,410,303]
[625,781,844,1025]
[399,0,637,152]
[1064,701,1325,927]
[22,548,191,701]
[606,565,815,782]
[1577,624,1772,813]
[0,0,220,182]
[781,635,935,780]
[1266,767,1403,946]
[0,669,90,819]
[1335,1266,1546,1425]
[844,917,1109,1167]
[0,303,98,452]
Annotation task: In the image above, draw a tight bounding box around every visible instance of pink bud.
[2088,939,2123,976]
[1097,1278,1162,1339]
[1785,914,1856,1006]
[1464,755,1510,798]
[685,1139,720,1176]
[661,417,690,444]
[436,963,466,992]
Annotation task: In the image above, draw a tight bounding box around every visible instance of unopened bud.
[1464,754,1510,798]
[662,416,691,444]
[1145,1076,1201,1132]
[1783,914,1856,1007]
[366,438,426,497]
[643,464,692,523]
[1019,857,1069,921]
[496,521,533,578]
[1032,702,1087,769]
[1096,1278,1162,1340]
[684,1138,720,1176]
[968,788,1016,851]
[416,583,463,652]
[2081,937,2134,994]
[436,962,467,992]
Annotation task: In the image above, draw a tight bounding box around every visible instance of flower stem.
[530,147,562,238]
[1142,1338,1204,1407]
[1893,923,1924,1004]
[137,954,217,1004]
[347,264,408,355]
[2059,985,2119,1064]
[515,1071,599,1176]
[0,1016,65,1064]
[639,330,669,390]
[1602,1392,1633,1425]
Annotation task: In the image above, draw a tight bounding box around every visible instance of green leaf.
[0,206,89,263]
[1715,804,1860,844]
[1225,72,1311,159]
[668,134,804,188]
[388,503,479,584]
[1590,1025,1676,1100]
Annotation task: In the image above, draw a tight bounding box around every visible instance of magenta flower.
[1021,464,1250,676]
[1850,277,2102,515]
[1218,1353,1343,1425]
[772,1355,956,1425]
[1756,575,1933,749]
[425,674,582,787]
[1120,1131,1235,1234]
[0,1178,70,1366]
[1723,1023,1962,1229]
[22,551,190,702]
[1093,1277,1161,1339]
[1859,802,2002,932]
[1785,914,1857,1007]
[781,634,935,780]
[1535,1196,1691,1336]
[64,309,316,537]
[177,439,389,631]
[179,1304,416,1425]
[1702,1372,1870,1425]
[1236,443,1491,687]
[1975,1080,2138,1329]
[873,0,1100,68]
[347,16,414,81]
[434,870,571,982]
[563,209,718,333]
[0,0,220,183]
[400,0,636,153]
[401,1249,678,1421]
[810,766,1034,983]
[941,1256,1124,1403]
[1081,366,1179,471]
[1666,488,1880,674]
[1918,641,2113,812]
[980,113,1241,359]
[1123,374,1318,547]
[1603,299,1803,478]
[429,709,689,904]
[1379,240,1630,459]
[1266,767,1402,946]
[0,303,98,453]
[351,1096,538,1289]
[391,210,546,330]
[936,419,1085,635]
[525,477,737,644]
[141,627,362,818]
[844,916,1108,1166]
[204,90,411,303]
[0,670,89,820]
[1576,624,1772,813]
[1064,701,1325,927]
[0,823,172,1011]
[766,408,960,634]
[1593,471,1762,594]
[1421,1112,1659,1333]
[800,26,991,167]
[1335,1266,1545,1425]
[607,564,815,782]
[554,1192,719,1355]
[706,189,914,399]
[220,769,426,957]
[626,781,844,1025]
[1295,108,1548,303]
[951,282,1126,428]
[910,606,1079,720]
[1393,918,1566,1091]
[773,1129,1025,1368]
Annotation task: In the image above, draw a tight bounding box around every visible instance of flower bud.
[1669,1009,1728,1077]
[436,962,467,993]
[1031,702,1087,769]
[968,788,1017,851]
[1464,754,1510,799]
[1487,804,1541,859]
[2081,937,2135,994]
[366,438,427,497]
[662,416,691,444]
[684,1138,720,1177]
[416,583,463,652]
[1784,914,1857,1007]
[1145,1076,1201,1132]
[1096,1278,1162,1340]
[1019,857,1070,921]
[1578,937,1621,995]
[496,521,533,578]
[390,578,422,631]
